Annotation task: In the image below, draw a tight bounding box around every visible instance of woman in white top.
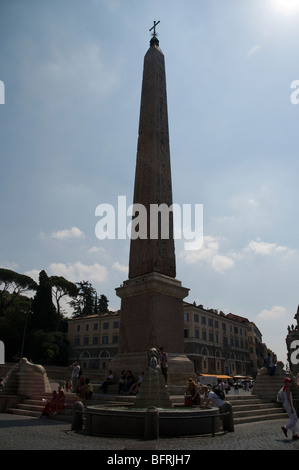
[281,377,299,440]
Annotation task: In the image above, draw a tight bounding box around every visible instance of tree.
[30,270,58,332]
[0,268,37,314]
[50,276,78,329]
[0,293,32,361]
[97,294,109,313]
[69,280,96,317]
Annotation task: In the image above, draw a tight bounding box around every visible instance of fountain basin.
[84,403,220,437]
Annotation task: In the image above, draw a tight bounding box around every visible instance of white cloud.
[112,261,128,273]
[211,255,235,274]
[87,246,106,254]
[51,227,85,240]
[180,236,235,273]
[24,269,40,283]
[49,261,108,283]
[245,238,289,256]
[257,305,287,321]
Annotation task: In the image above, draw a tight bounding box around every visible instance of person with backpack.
[280,377,299,440]
[200,385,233,432]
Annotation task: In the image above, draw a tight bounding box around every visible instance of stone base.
[109,351,194,386]
[252,372,299,403]
[85,405,220,438]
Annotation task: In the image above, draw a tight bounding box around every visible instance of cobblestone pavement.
[0,413,299,452]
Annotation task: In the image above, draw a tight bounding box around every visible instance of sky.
[1,0,299,364]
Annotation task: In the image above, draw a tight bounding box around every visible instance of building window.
[194,313,199,323]
[102,335,108,344]
[103,322,109,330]
[93,323,98,330]
[202,316,206,325]
[184,329,189,338]
[184,313,189,322]
[195,329,200,339]
[84,336,89,345]
[113,321,119,329]
[75,337,80,345]
[76,325,80,332]
[112,335,118,344]
[93,336,99,345]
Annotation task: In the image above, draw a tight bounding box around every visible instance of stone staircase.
[8,392,80,420]
[7,392,286,425]
[227,394,286,425]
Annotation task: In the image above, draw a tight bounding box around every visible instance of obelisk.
[111,23,194,383]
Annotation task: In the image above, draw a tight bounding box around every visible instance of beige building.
[183,303,251,377]
[67,311,120,372]
[67,303,268,378]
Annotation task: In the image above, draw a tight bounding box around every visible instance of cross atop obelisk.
[149,20,160,46]
[149,20,160,36]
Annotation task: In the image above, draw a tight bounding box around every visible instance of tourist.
[263,355,276,376]
[200,385,231,429]
[124,370,135,394]
[79,378,93,400]
[71,362,80,393]
[54,389,67,414]
[66,379,72,392]
[281,377,299,439]
[128,371,144,395]
[184,378,200,406]
[118,370,126,394]
[100,369,114,393]
[40,390,59,418]
[159,347,168,385]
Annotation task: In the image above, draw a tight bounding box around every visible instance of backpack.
[213,387,225,400]
[277,387,284,403]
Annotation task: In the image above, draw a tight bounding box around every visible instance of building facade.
[183,303,251,377]
[67,311,120,372]
[67,303,267,378]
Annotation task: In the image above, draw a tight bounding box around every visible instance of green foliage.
[30,270,58,332]
[0,266,109,364]
[0,268,37,314]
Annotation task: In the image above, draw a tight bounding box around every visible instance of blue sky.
[1,0,299,364]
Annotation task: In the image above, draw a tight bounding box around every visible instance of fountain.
[84,349,223,438]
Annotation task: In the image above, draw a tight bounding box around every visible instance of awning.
[198,374,232,379]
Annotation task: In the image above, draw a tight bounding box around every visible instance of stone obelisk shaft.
[129,40,176,279]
